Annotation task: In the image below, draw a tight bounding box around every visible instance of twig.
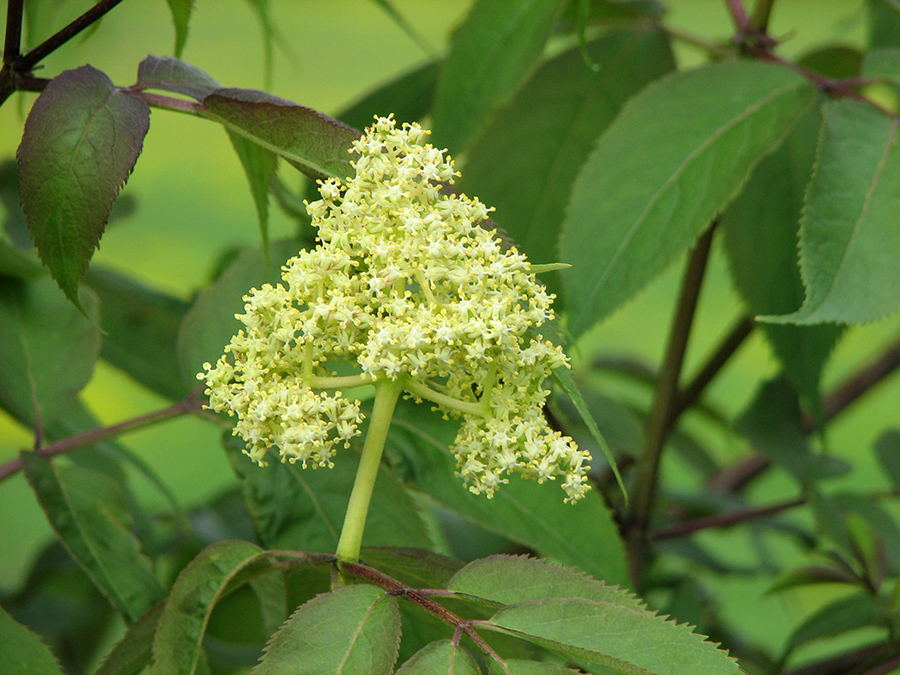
[0,388,207,482]
[723,0,750,32]
[3,0,24,64]
[652,496,804,540]
[748,0,776,33]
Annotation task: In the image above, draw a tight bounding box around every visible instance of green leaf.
[765,99,900,324]
[460,27,675,301]
[721,104,843,405]
[0,605,64,675]
[798,46,863,79]
[389,401,630,588]
[874,429,900,487]
[395,640,481,674]
[252,584,401,675]
[20,452,164,623]
[151,540,278,675]
[766,565,859,594]
[368,0,434,54]
[225,435,432,552]
[489,597,741,675]
[782,592,884,656]
[490,660,582,675]
[863,46,900,84]
[431,0,566,152]
[135,55,220,100]
[202,89,359,181]
[868,0,900,49]
[94,602,164,675]
[560,60,815,337]
[449,555,642,610]
[226,132,278,249]
[85,266,190,400]
[177,239,300,388]
[0,240,45,279]
[17,66,150,307]
[359,547,464,589]
[0,276,100,427]
[164,0,194,57]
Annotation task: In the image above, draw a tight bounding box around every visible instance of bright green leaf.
[490,597,741,675]
[0,605,64,675]
[460,27,674,301]
[0,276,100,427]
[226,132,278,249]
[17,66,150,307]
[431,0,565,152]
[560,60,815,336]
[135,55,220,100]
[863,46,900,85]
[395,640,481,675]
[765,99,900,324]
[164,0,194,57]
[252,584,401,675]
[20,452,164,623]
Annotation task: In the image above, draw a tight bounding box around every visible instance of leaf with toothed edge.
[17,66,149,309]
[394,640,481,674]
[0,605,65,675]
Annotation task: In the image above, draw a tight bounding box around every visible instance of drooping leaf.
[85,266,190,401]
[431,0,566,152]
[368,0,434,54]
[150,540,279,675]
[225,435,432,552]
[489,597,741,675]
[94,602,164,675]
[20,452,164,623]
[0,276,100,427]
[164,0,194,57]
[868,0,900,49]
[17,66,150,307]
[560,60,815,336]
[765,99,900,324]
[0,605,64,675]
[202,89,359,181]
[460,27,675,300]
[781,592,884,657]
[874,429,900,487]
[226,132,278,249]
[721,103,843,405]
[395,640,481,675]
[252,584,401,675]
[135,55,220,100]
[449,555,642,610]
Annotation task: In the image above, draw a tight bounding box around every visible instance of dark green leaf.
[135,55,220,100]
[432,0,566,152]
[766,565,859,594]
[202,89,359,181]
[395,640,481,674]
[798,46,863,79]
[874,429,900,487]
[863,47,900,84]
[94,602,163,675]
[151,540,277,675]
[359,547,464,589]
[490,597,741,674]
[0,240,45,280]
[85,266,190,400]
[782,592,884,655]
[17,66,150,307]
[226,132,277,249]
[0,276,100,427]
[252,584,401,675]
[868,0,900,49]
[766,99,900,324]
[490,660,581,675]
[721,104,843,405]
[225,435,432,552]
[460,27,675,300]
[164,0,194,57]
[0,605,64,675]
[20,452,163,623]
[560,61,815,336]
[0,158,30,247]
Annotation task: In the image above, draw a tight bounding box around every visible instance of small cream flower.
[200,116,591,502]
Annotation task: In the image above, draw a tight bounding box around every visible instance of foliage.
[1,1,900,674]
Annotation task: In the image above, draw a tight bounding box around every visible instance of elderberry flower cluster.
[200,116,592,502]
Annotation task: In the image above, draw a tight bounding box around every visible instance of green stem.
[334,378,403,578]
[748,0,775,33]
[401,376,487,416]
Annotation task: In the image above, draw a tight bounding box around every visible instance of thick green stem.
[748,0,775,33]
[334,378,402,578]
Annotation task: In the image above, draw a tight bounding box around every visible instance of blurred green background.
[1,0,898,663]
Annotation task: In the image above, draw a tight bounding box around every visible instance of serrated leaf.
[177,239,300,388]
[782,592,884,656]
[150,540,278,675]
[202,89,359,181]
[431,0,566,152]
[0,605,64,675]
[460,28,675,301]
[395,640,481,674]
[164,0,194,57]
[359,547,464,589]
[135,55,220,100]
[226,131,277,249]
[874,429,900,487]
[389,400,629,588]
[20,452,164,623]
[490,660,581,675]
[560,60,815,337]
[0,276,100,427]
[252,584,401,675]
[765,99,900,324]
[224,435,432,552]
[489,597,741,675]
[85,266,190,400]
[449,555,642,610]
[721,104,843,405]
[17,66,150,307]
[94,602,164,675]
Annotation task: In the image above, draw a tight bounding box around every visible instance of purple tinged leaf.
[17,66,149,308]
[135,55,220,101]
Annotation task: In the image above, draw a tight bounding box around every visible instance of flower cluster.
[200,116,591,501]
